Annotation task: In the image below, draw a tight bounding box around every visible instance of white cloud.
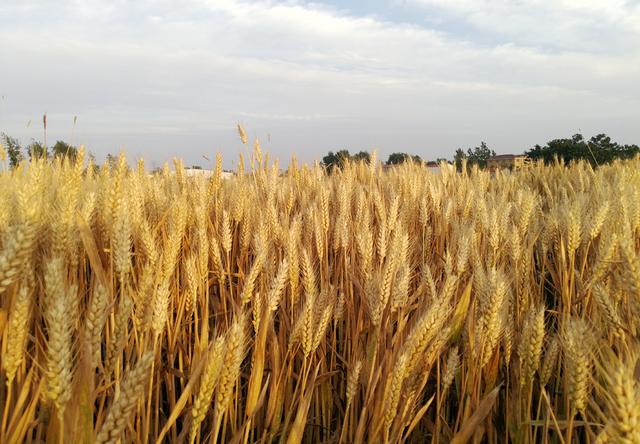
[0,0,638,166]
[408,0,640,52]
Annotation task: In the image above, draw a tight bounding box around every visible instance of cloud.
[0,0,638,166]
[407,0,640,53]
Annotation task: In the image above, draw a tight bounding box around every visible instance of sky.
[1,0,639,168]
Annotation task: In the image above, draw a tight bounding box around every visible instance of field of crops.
[0,148,639,443]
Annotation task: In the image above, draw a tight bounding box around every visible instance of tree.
[105,153,118,169]
[1,133,24,168]
[526,133,639,166]
[466,142,495,169]
[321,150,373,172]
[453,148,466,171]
[322,150,352,172]
[27,140,48,160]
[352,151,371,162]
[51,140,78,161]
[386,152,422,165]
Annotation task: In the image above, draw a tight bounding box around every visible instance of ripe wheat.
[0,149,638,443]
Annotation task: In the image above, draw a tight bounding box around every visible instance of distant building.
[183,168,235,179]
[426,161,454,174]
[487,154,530,171]
[184,168,212,178]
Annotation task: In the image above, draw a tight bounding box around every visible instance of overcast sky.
[1,0,639,168]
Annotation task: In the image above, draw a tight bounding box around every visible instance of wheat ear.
[96,351,154,444]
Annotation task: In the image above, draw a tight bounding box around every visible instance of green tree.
[466,142,495,169]
[322,149,351,172]
[526,133,639,166]
[51,140,78,161]
[27,140,48,160]
[453,148,466,171]
[386,152,422,165]
[352,151,371,162]
[1,133,24,168]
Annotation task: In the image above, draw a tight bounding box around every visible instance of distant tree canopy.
[321,150,373,172]
[1,133,24,168]
[453,143,496,171]
[386,152,422,165]
[29,140,79,161]
[352,151,371,162]
[453,148,466,172]
[51,140,79,161]
[526,133,640,166]
[465,142,496,169]
[321,150,425,171]
[27,141,48,160]
[0,133,82,164]
[322,150,352,172]
[105,153,119,169]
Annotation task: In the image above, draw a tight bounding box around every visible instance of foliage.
[322,149,373,171]
[26,140,48,160]
[453,143,495,171]
[1,133,24,168]
[105,153,118,169]
[321,149,353,172]
[465,142,495,169]
[386,152,422,165]
[51,140,78,161]
[526,133,640,166]
[0,133,81,166]
[454,148,466,172]
[352,150,371,162]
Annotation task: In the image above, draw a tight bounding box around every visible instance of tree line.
[322,133,640,172]
[1,133,82,167]
[322,142,497,172]
[3,131,638,171]
[321,150,428,172]
[525,133,639,166]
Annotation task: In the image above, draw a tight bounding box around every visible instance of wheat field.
[0,143,639,443]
